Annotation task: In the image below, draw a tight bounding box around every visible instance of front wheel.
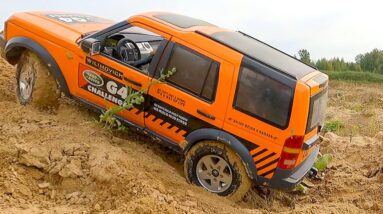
[184,141,252,201]
[16,51,60,108]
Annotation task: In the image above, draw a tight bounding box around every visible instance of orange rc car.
[0,12,328,201]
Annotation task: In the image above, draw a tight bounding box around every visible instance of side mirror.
[80,38,101,56]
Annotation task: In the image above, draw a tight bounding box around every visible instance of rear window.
[234,66,293,129]
[307,88,328,132]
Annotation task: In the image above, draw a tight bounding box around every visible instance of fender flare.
[184,128,258,181]
[5,37,71,97]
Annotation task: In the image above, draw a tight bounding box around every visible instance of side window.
[234,67,293,128]
[165,44,219,101]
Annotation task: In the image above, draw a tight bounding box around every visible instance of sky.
[0,0,382,62]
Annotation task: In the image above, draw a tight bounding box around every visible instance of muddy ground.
[0,57,382,213]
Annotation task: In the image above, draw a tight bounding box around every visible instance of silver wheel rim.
[19,63,35,100]
[196,155,233,193]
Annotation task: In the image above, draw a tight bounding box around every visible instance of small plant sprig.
[99,68,176,129]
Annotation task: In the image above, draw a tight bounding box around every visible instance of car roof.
[136,12,317,79]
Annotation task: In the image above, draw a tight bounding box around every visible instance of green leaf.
[294,183,307,194]
[314,154,332,172]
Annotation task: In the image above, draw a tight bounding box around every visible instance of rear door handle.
[123,76,142,87]
[197,109,215,120]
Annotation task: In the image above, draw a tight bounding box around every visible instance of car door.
[77,23,170,128]
[144,37,234,144]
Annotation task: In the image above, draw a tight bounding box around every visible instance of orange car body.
[1,11,328,188]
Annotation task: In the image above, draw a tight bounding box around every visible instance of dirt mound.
[0,57,382,213]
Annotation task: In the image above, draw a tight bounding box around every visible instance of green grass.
[323,70,383,83]
[322,120,344,133]
[314,154,332,172]
[325,70,383,83]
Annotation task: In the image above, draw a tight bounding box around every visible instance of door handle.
[123,76,142,87]
[197,109,216,120]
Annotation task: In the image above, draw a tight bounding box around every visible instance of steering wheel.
[116,38,141,63]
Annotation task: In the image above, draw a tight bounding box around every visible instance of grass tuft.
[323,71,383,83]
[322,120,344,133]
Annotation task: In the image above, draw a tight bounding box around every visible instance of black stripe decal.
[167,124,175,129]
[135,109,143,115]
[260,169,276,177]
[160,121,167,126]
[252,149,267,157]
[257,158,280,171]
[175,128,182,133]
[152,117,160,122]
[128,107,135,112]
[145,113,151,118]
[255,153,276,165]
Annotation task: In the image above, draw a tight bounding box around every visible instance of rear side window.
[165,44,219,101]
[234,66,293,129]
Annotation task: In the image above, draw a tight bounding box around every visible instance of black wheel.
[184,141,252,201]
[16,51,60,108]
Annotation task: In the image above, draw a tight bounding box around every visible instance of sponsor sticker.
[86,57,123,80]
[79,64,127,106]
[46,14,111,24]
[83,70,104,87]
[153,103,188,126]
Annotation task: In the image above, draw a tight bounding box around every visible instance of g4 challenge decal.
[79,64,127,106]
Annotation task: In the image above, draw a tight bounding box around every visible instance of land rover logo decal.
[83,70,104,87]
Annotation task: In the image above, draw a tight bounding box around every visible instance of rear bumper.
[266,146,320,188]
[0,32,5,57]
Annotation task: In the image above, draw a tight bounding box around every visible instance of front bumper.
[0,32,6,57]
[266,146,320,188]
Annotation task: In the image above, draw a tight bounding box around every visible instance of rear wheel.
[16,51,60,108]
[184,141,252,201]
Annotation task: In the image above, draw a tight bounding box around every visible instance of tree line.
[296,49,383,74]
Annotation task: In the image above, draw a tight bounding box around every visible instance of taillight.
[278,136,304,169]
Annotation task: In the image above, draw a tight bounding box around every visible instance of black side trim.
[123,77,142,87]
[143,129,183,153]
[73,96,183,153]
[4,37,70,97]
[184,128,258,181]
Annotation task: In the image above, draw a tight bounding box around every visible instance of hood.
[8,11,115,42]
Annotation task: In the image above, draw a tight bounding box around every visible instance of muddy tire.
[16,51,60,108]
[184,141,252,202]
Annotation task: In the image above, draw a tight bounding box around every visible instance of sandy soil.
[0,57,382,213]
